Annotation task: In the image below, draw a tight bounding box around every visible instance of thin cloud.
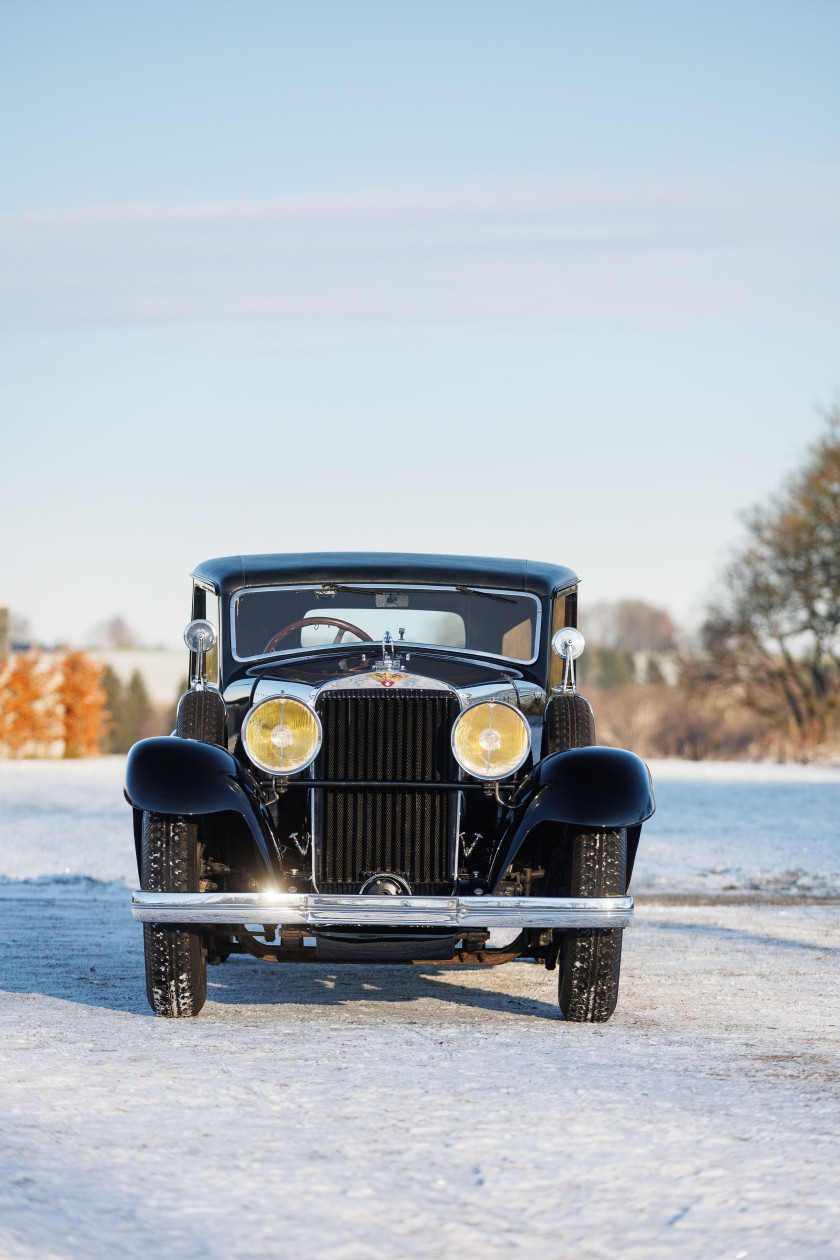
[1,176,838,331]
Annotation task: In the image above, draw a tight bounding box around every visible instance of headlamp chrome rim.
[451,699,531,782]
[242,695,323,776]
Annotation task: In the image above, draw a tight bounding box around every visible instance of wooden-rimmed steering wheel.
[264,617,373,654]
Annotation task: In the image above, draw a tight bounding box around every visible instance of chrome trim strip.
[230,584,543,666]
[132,892,634,929]
[318,670,453,693]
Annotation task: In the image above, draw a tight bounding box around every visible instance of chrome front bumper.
[131,891,633,929]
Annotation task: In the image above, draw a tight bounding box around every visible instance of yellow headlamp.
[451,700,531,781]
[242,695,322,775]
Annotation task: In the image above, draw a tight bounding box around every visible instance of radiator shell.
[313,688,460,894]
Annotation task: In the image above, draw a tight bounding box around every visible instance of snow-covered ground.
[1,757,839,1258]
[0,758,130,884]
[3,755,839,897]
[640,759,840,898]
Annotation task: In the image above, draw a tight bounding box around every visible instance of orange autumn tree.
[0,651,60,757]
[59,651,108,758]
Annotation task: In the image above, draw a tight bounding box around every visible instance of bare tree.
[86,616,140,651]
[582,600,678,651]
[697,408,840,747]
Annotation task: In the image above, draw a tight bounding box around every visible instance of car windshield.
[232,584,541,663]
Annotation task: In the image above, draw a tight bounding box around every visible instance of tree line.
[0,653,176,757]
[2,409,838,760]
[586,408,840,759]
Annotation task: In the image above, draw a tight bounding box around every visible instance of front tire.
[176,687,226,744]
[141,811,207,1017]
[543,691,596,754]
[558,828,626,1023]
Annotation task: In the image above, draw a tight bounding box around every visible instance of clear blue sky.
[1,0,838,645]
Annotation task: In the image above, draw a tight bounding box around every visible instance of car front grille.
[313,688,460,894]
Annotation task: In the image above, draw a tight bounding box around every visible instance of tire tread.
[543,692,596,755]
[176,688,226,745]
[558,829,625,1023]
[141,812,207,1017]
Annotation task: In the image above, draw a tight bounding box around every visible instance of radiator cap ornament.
[370,670,407,688]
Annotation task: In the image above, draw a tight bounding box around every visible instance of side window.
[501,618,532,660]
[191,583,220,685]
[548,588,578,691]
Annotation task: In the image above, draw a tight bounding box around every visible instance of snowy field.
[3,755,839,897]
[1,757,839,1259]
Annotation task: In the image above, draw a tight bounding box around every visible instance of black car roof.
[192,553,578,599]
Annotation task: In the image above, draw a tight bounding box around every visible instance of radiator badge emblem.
[370,671,408,688]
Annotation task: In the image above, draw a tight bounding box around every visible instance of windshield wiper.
[313,584,377,598]
[454,585,517,605]
[313,584,420,600]
[316,582,517,605]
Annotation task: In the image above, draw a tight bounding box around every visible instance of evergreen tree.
[102,668,153,752]
[578,647,636,688]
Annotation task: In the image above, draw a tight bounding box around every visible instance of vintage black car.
[126,553,654,1021]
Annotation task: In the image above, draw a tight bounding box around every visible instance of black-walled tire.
[558,829,626,1023]
[543,692,596,754]
[141,812,207,1017]
[176,687,226,745]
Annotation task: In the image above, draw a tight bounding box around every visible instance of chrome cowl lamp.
[551,626,585,692]
[184,619,217,690]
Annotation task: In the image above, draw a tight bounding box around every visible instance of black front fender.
[489,746,655,888]
[124,736,278,880]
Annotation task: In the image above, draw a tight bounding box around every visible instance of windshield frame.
[229,583,543,666]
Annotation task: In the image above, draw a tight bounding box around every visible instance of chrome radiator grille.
[313,688,460,894]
